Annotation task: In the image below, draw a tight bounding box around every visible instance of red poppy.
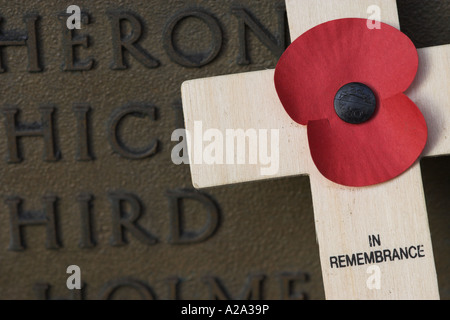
[274,18,427,187]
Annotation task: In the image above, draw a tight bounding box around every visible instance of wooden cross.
[181,0,449,299]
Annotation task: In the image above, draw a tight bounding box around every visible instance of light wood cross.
[181,0,449,299]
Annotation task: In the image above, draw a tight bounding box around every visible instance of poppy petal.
[307,93,427,186]
[274,18,418,125]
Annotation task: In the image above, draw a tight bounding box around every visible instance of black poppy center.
[334,82,377,124]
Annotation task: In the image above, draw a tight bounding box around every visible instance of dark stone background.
[0,0,447,299]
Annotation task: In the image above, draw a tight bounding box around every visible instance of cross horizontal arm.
[181,45,449,188]
[407,44,450,157]
[181,70,310,188]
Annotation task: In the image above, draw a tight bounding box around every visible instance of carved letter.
[5,195,60,251]
[108,103,158,159]
[59,12,94,71]
[107,11,159,70]
[73,104,93,161]
[99,278,154,300]
[165,277,180,300]
[77,193,95,248]
[108,192,158,246]
[166,189,220,244]
[232,6,287,65]
[2,106,59,163]
[0,14,41,72]
[163,9,222,67]
[34,283,83,300]
[279,272,308,300]
[203,274,265,300]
